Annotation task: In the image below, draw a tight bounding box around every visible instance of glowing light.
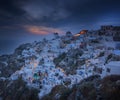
[24,25,64,35]
[80,30,88,34]
[58,67,65,73]
[74,34,80,37]
[34,62,38,68]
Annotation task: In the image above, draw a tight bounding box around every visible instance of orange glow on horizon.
[80,30,88,34]
[24,25,64,35]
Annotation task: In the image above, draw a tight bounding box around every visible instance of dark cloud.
[0,0,120,27]
[0,0,26,18]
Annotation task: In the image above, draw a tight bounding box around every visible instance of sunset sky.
[0,0,120,54]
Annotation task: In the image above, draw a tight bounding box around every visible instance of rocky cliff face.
[0,54,24,78]
[41,75,120,100]
[0,76,39,100]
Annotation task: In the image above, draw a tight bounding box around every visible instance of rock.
[0,76,39,100]
[63,78,71,86]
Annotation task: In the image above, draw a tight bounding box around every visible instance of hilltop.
[0,27,120,100]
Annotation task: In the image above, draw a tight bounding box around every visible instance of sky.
[0,0,120,55]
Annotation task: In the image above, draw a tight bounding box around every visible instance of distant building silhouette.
[66,31,72,38]
[99,25,120,41]
[54,33,59,39]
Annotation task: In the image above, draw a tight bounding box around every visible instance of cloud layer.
[0,0,120,32]
[24,25,64,35]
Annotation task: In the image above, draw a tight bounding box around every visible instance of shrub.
[53,53,66,65]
